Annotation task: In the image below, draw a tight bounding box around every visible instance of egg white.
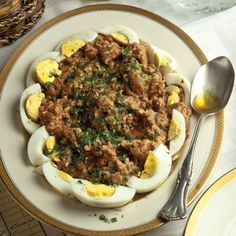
[55,30,98,54]
[71,179,136,208]
[26,51,64,87]
[97,25,139,44]
[126,144,172,193]
[164,72,191,105]
[147,45,177,75]
[20,83,42,134]
[41,161,74,197]
[169,109,186,155]
[27,126,50,166]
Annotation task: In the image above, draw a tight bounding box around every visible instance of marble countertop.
[0,1,236,235]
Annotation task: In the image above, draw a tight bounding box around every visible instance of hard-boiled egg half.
[168,109,186,155]
[164,72,191,105]
[29,127,73,196]
[98,25,139,45]
[20,83,44,134]
[148,45,177,75]
[55,30,98,57]
[26,51,64,86]
[27,126,56,166]
[39,161,74,197]
[166,85,181,106]
[126,144,172,193]
[71,179,135,208]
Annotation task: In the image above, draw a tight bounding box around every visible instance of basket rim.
[0,0,45,46]
[0,0,22,18]
[0,0,45,26]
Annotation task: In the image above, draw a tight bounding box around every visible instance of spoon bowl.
[191,56,235,114]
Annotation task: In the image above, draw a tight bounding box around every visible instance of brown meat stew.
[39,34,191,185]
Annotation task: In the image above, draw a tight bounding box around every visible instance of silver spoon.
[159,56,235,221]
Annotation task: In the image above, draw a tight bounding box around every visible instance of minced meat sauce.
[39,34,191,185]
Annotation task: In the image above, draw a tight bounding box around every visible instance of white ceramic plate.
[0,4,224,236]
[185,168,236,236]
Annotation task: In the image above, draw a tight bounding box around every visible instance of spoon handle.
[159,114,206,221]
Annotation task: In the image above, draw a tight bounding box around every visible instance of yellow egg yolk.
[166,85,180,95]
[25,93,45,122]
[167,93,180,106]
[49,152,60,162]
[160,58,169,66]
[57,170,73,182]
[193,91,220,111]
[110,32,129,45]
[154,53,169,67]
[36,59,61,84]
[45,136,56,152]
[168,118,181,141]
[83,183,115,199]
[61,39,86,57]
[140,152,158,179]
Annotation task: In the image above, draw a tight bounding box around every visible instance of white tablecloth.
[1,1,236,235]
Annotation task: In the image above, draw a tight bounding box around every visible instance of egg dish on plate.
[20,25,191,208]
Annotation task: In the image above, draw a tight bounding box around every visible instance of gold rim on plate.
[184,168,236,235]
[0,4,224,236]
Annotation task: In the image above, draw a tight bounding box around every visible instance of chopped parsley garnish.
[76,59,90,69]
[48,71,58,78]
[99,214,109,223]
[108,166,118,174]
[86,168,111,185]
[118,153,126,162]
[99,215,118,224]
[78,131,94,147]
[64,73,76,83]
[117,147,128,162]
[122,47,130,56]
[141,72,148,80]
[125,134,135,141]
[70,107,80,115]
[117,102,131,113]
[44,81,54,89]
[110,77,117,83]
[129,58,140,71]
[94,118,106,126]
[110,217,117,223]
[77,128,120,148]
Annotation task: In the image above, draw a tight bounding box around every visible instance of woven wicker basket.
[0,0,45,46]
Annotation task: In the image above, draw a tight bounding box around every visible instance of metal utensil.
[159,56,235,221]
